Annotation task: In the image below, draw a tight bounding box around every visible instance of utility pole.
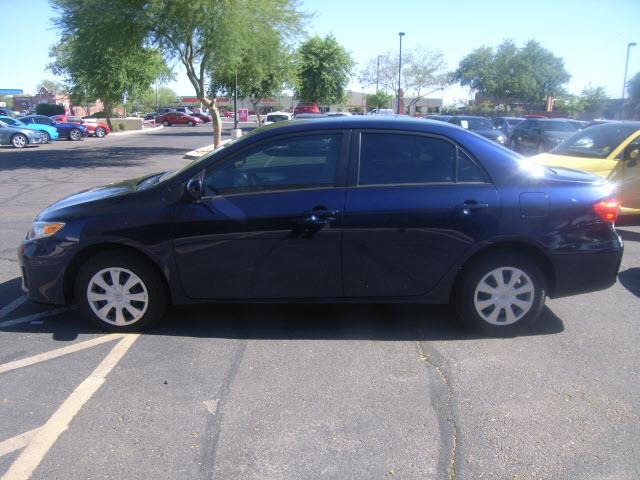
[621,42,637,120]
[397,32,405,114]
[376,55,381,93]
[234,70,238,129]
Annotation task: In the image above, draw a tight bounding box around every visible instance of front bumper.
[18,237,79,305]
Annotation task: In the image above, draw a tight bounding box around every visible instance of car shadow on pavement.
[617,228,640,242]
[618,268,640,298]
[0,146,188,171]
[0,276,565,342]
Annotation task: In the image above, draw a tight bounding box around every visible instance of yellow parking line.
[1,334,139,480]
[0,428,40,459]
[0,334,124,375]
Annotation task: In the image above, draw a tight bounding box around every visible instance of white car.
[263,111,292,125]
[367,108,394,115]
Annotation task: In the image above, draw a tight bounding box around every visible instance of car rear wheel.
[188,120,195,126]
[69,128,82,141]
[95,127,106,138]
[75,251,167,332]
[11,134,28,148]
[455,252,546,335]
[163,121,170,127]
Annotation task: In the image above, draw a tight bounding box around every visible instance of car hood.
[473,129,503,140]
[38,176,146,220]
[56,122,88,130]
[541,130,575,140]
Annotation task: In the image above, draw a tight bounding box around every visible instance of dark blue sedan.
[17,115,89,141]
[18,117,623,335]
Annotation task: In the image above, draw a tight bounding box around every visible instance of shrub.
[35,103,65,116]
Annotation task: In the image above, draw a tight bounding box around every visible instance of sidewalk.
[183,139,231,160]
[109,125,164,136]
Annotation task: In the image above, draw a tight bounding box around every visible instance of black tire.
[74,251,167,332]
[11,133,28,148]
[95,127,106,138]
[69,128,83,141]
[455,251,546,336]
[163,120,170,127]
[188,120,195,126]
[41,131,51,143]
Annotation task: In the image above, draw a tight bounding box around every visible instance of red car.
[51,115,110,138]
[191,112,212,123]
[293,103,320,116]
[156,111,203,126]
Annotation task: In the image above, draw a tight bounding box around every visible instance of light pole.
[621,42,637,120]
[397,32,405,114]
[376,55,382,93]
[234,70,238,129]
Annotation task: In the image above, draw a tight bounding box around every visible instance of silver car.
[0,120,44,148]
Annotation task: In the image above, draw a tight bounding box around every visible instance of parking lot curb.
[183,139,231,160]
[109,125,164,137]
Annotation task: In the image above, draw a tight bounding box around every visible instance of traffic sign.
[0,89,23,95]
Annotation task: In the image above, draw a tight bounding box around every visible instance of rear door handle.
[299,209,340,225]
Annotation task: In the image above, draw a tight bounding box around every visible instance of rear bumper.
[550,247,623,298]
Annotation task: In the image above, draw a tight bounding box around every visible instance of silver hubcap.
[87,267,149,326]
[13,135,26,147]
[96,128,104,137]
[70,129,81,140]
[473,267,535,326]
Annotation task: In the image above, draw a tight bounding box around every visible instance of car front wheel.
[188,120,195,126]
[11,134,28,148]
[455,252,546,335]
[69,128,83,141]
[41,131,51,143]
[163,121,170,127]
[75,251,167,332]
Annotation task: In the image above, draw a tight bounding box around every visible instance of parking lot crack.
[417,341,460,480]
[199,339,248,480]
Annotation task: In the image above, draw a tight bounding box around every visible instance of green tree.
[360,46,449,109]
[366,91,393,110]
[554,94,584,117]
[35,80,67,95]
[49,0,170,129]
[145,0,304,145]
[295,35,354,105]
[578,86,609,117]
[0,95,13,109]
[455,39,570,104]
[627,72,640,116]
[212,29,294,125]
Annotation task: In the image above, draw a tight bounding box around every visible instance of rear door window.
[359,133,455,185]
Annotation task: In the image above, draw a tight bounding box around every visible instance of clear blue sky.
[1,0,639,105]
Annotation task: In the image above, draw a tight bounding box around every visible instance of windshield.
[552,124,639,158]
[459,118,493,130]
[540,121,577,132]
[507,119,522,126]
[267,115,290,122]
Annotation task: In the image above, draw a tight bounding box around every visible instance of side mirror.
[185,176,203,201]
[627,147,639,166]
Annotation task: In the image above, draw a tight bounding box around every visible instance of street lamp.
[376,55,382,93]
[621,42,637,120]
[397,32,405,114]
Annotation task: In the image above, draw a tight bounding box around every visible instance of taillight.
[594,199,619,223]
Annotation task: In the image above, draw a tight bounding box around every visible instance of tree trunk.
[252,100,261,126]
[201,97,222,147]
[104,102,113,130]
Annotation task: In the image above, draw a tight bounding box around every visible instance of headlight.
[496,135,506,144]
[27,221,65,240]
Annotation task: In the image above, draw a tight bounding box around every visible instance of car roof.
[453,115,489,120]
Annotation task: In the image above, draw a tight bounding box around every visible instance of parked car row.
[0,113,113,148]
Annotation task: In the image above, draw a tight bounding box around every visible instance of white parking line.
[0,307,73,329]
[1,334,139,480]
[0,429,40,459]
[0,297,26,320]
[0,334,124,375]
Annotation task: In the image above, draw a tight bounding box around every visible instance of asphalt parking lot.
[0,125,639,479]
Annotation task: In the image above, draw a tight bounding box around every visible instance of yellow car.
[532,122,640,215]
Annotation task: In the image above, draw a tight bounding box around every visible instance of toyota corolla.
[18,117,623,335]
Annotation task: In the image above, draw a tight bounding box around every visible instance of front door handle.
[299,209,340,225]
[459,201,489,214]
